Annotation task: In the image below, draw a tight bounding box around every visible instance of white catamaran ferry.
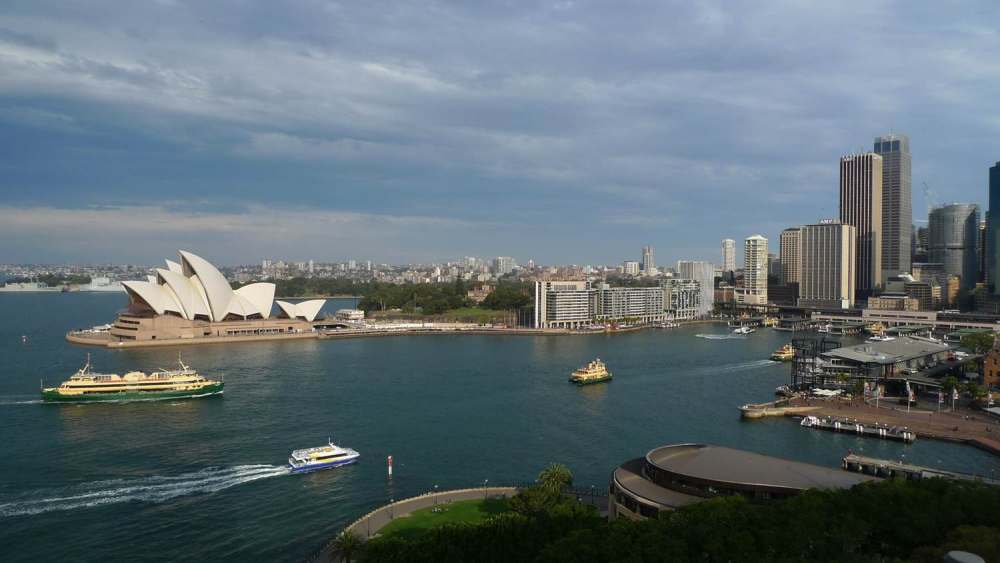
[288,440,360,474]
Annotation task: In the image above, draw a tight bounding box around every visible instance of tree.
[538,463,573,493]
[960,332,995,355]
[330,529,363,563]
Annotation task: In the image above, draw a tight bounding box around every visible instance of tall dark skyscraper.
[874,134,912,280]
[989,162,1000,293]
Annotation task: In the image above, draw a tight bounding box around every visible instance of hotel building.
[797,222,856,309]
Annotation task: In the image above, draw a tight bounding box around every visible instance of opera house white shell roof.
[275,300,326,322]
[122,251,323,322]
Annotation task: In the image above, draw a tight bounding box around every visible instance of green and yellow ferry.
[42,356,223,403]
[569,358,613,385]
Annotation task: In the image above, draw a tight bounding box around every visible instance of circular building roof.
[645,444,873,492]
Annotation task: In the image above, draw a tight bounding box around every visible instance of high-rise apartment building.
[737,235,768,305]
[779,228,801,284]
[642,246,655,274]
[840,152,883,299]
[622,261,640,276]
[797,222,856,309]
[533,281,591,329]
[988,162,1000,292]
[677,260,714,317]
[928,204,979,291]
[874,134,912,279]
[721,239,736,272]
[493,256,516,276]
[593,285,665,324]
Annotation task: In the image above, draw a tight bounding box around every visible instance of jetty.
[801,415,916,443]
[842,453,1000,485]
[740,395,1000,456]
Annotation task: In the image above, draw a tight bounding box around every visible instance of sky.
[2,1,999,266]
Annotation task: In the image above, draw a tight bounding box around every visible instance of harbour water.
[1,293,997,562]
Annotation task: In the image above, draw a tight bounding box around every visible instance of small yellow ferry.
[41,355,223,403]
[569,358,612,385]
[770,344,794,362]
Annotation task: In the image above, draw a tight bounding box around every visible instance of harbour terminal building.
[789,336,971,393]
[67,251,326,347]
[610,444,872,521]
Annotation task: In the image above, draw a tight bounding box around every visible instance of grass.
[377,498,509,540]
[370,307,510,323]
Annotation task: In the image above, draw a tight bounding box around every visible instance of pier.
[801,415,916,443]
[741,395,1000,456]
[842,454,1000,485]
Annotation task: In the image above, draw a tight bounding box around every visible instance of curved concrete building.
[609,444,873,521]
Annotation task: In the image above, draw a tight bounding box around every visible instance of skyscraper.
[928,204,979,291]
[721,239,736,272]
[988,162,1000,293]
[737,235,768,305]
[797,221,856,309]
[840,152,883,299]
[779,228,801,284]
[642,246,655,273]
[874,134,912,279]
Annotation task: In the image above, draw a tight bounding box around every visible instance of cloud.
[1,1,999,265]
[0,205,480,264]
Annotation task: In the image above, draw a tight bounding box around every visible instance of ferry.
[769,344,794,362]
[732,326,755,335]
[41,355,223,403]
[288,440,360,473]
[569,358,613,385]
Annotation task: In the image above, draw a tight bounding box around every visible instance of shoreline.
[742,396,1000,457]
[66,320,726,348]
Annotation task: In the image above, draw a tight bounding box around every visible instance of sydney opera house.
[68,251,327,346]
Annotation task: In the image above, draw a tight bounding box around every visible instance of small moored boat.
[288,440,360,473]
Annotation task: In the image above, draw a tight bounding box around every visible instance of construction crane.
[922,181,937,210]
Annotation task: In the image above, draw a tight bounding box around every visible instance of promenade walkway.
[779,397,1000,456]
[310,485,608,562]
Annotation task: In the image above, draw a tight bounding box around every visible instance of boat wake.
[690,359,778,376]
[717,359,779,371]
[0,464,289,518]
[695,333,745,340]
[0,399,43,406]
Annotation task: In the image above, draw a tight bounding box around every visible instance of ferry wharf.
[842,453,1000,484]
[741,396,1000,456]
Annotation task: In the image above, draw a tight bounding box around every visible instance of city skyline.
[2,3,1000,265]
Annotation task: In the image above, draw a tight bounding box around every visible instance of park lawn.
[377,498,509,540]
[370,307,509,323]
[434,307,508,323]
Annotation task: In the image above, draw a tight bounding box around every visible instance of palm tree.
[329,529,363,563]
[538,463,573,492]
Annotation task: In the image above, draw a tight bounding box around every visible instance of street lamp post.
[484,479,489,500]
